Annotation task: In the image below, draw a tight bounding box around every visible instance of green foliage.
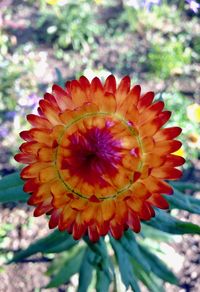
[148,39,191,79]
[36,1,103,56]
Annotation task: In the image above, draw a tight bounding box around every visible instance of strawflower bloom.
[15,75,185,242]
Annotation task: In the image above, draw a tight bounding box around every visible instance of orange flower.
[15,76,185,242]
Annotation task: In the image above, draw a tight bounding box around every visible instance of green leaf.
[138,244,178,285]
[170,181,200,192]
[165,188,200,214]
[120,230,151,272]
[0,172,22,189]
[96,268,111,292]
[0,172,27,203]
[0,185,28,203]
[46,247,85,288]
[78,247,95,292]
[135,269,165,292]
[9,230,77,263]
[110,237,140,292]
[145,209,200,235]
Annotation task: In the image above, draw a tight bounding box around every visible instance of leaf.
[120,230,151,272]
[138,244,178,285]
[9,229,77,263]
[135,268,165,292]
[46,247,85,288]
[110,237,140,292]
[0,172,22,189]
[145,209,200,235]
[0,172,27,203]
[165,188,200,215]
[0,185,28,203]
[78,247,95,292]
[96,268,111,292]
[170,181,200,192]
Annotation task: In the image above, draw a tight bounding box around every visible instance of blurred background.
[0,0,199,291]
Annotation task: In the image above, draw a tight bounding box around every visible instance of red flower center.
[61,126,123,187]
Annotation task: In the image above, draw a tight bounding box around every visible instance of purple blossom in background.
[186,0,200,13]
[126,0,161,11]
[18,93,39,108]
[5,111,16,120]
[0,127,9,139]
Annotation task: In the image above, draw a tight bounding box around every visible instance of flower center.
[62,127,123,187]
[56,114,142,200]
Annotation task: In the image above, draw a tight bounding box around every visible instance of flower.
[173,147,185,158]
[187,103,200,123]
[186,0,200,13]
[15,75,184,242]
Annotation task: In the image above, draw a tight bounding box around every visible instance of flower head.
[187,103,200,123]
[186,0,200,13]
[15,75,184,242]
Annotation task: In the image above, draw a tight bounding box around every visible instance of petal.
[138,91,154,111]
[143,175,173,195]
[151,166,182,180]
[39,99,61,125]
[127,210,141,233]
[39,166,57,183]
[104,75,116,94]
[70,80,87,107]
[115,76,130,105]
[21,162,51,179]
[27,114,51,129]
[154,127,182,141]
[88,224,100,242]
[101,199,116,221]
[153,140,182,155]
[52,84,74,110]
[117,85,141,112]
[164,154,185,167]
[109,220,124,239]
[147,193,169,209]
[15,153,36,164]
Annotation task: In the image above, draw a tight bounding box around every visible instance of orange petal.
[70,80,87,107]
[138,101,164,124]
[51,180,70,208]
[27,114,51,129]
[143,175,173,195]
[101,199,116,221]
[138,91,154,111]
[154,127,182,141]
[39,166,57,183]
[153,140,182,155]
[52,84,74,110]
[21,162,51,179]
[115,76,130,105]
[79,76,91,97]
[151,166,182,180]
[37,147,54,162]
[118,86,140,113]
[73,214,87,240]
[15,153,36,164]
[164,154,185,167]
[39,99,61,125]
